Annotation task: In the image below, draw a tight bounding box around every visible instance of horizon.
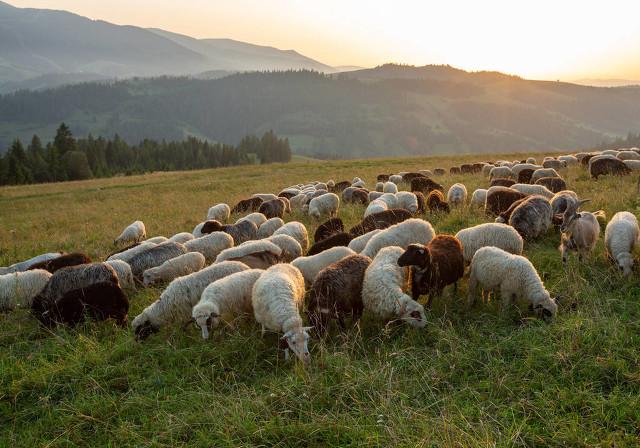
[6,0,640,82]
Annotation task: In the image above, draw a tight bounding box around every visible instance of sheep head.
[281,327,312,364]
[132,316,158,341]
[193,309,220,340]
[397,244,430,269]
[530,293,558,320]
[400,297,426,328]
[142,271,158,287]
[616,252,635,276]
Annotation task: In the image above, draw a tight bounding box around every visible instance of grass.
[1,153,640,447]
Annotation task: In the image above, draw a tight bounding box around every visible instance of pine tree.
[53,123,76,155]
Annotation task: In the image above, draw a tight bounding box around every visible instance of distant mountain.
[0,1,334,92]
[573,79,640,88]
[2,65,640,158]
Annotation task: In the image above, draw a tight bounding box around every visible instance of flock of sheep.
[1,147,638,364]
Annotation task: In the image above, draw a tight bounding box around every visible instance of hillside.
[1,67,640,157]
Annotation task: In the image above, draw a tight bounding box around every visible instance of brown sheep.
[314,217,344,243]
[221,220,258,245]
[329,181,351,193]
[29,253,91,273]
[201,220,224,234]
[348,209,413,237]
[411,177,444,195]
[581,154,596,167]
[490,178,516,188]
[397,236,464,305]
[376,174,391,182]
[307,232,352,256]
[232,197,263,214]
[278,191,298,200]
[351,188,369,205]
[590,158,631,179]
[517,168,535,184]
[414,191,427,213]
[543,159,564,170]
[433,168,446,175]
[426,190,450,214]
[494,198,526,224]
[450,167,461,175]
[472,163,484,173]
[307,254,371,335]
[402,172,427,183]
[259,198,287,219]
[460,164,474,174]
[485,187,527,216]
[535,177,567,193]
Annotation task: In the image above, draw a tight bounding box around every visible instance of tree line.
[594,132,640,151]
[0,123,291,185]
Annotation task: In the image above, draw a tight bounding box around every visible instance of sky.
[8,0,640,81]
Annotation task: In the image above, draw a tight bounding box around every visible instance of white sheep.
[104,260,135,290]
[252,264,310,363]
[273,222,309,252]
[396,191,418,214]
[511,163,542,176]
[623,160,640,171]
[252,193,278,202]
[184,232,234,263]
[257,217,284,239]
[352,180,366,188]
[375,182,384,192]
[236,212,268,228]
[0,252,62,274]
[348,229,382,253]
[107,242,156,263]
[114,220,146,246]
[511,183,554,199]
[308,193,340,220]
[531,168,560,183]
[267,234,303,262]
[455,222,524,263]
[0,269,52,311]
[207,203,231,222]
[131,261,250,339]
[361,218,435,259]
[368,191,384,202]
[383,182,398,193]
[482,164,494,176]
[377,193,398,208]
[361,246,426,328]
[558,155,578,165]
[142,252,206,287]
[447,183,467,207]
[489,166,513,180]
[215,239,282,269]
[291,246,355,286]
[470,189,488,208]
[389,174,403,184]
[467,246,558,318]
[560,203,605,262]
[364,199,388,217]
[192,269,264,339]
[169,232,195,244]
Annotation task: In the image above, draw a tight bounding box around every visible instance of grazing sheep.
[460,164,474,174]
[543,159,565,170]
[314,218,344,243]
[511,183,554,199]
[193,220,223,238]
[559,200,605,262]
[169,233,195,244]
[114,221,146,246]
[396,191,419,214]
[509,195,553,240]
[342,186,363,203]
[550,190,579,216]
[292,246,356,286]
[364,199,389,217]
[361,246,426,328]
[468,246,558,319]
[590,158,632,179]
[104,260,135,290]
[411,177,444,195]
[273,221,309,252]
[251,264,310,363]
[290,193,310,210]
[215,240,282,269]
[586,154,615,169]
[517,168,535,184]
[0,252,62,275]
[28,253,91,273]
[485,187,527,216]
[383,182,398,193]
[257,217,284,239]
[434,168,446,176]
[252,193,278,202]
[349,209,413,237]
[617,150,640,161]
[489,166,513,180]
[330,180,351,193]
[481,164,494,176]
[309,193,340,220]
[470,189,488,208]
[267,234,302,262]
[361,218,435,259]
[221,220,258,245]
[389,174,403,184]
[260,199,290,220]
[535,177,567,193]
[377,193,398,209]
[605,211,639,275]
[455,223,524,263]
[142,252,206,287]
[207,204,231,222]
[145,236,169,244]
[531,168,560,183]
[426,190,450,214]
[107,242,156,263]
[236,212,268,228]
[495,198,526,224]
[192,269,264,339]
[128,241,189,278]
[348,229,382,253]
[447,183,467,207]
[307,232,352,256]
[0,270,52,311]
[450,167,461,175]
[349,189,369,205]
[232,197,263,214]
[185,232,234,263]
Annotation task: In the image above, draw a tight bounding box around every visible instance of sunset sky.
[8,0,640,81]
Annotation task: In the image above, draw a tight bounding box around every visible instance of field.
[1,154,640,447]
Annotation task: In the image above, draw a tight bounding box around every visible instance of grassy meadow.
[1,153,640,447]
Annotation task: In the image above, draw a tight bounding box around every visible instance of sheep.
[232,197,263,213]
[490,178,516,188]
[414,191,427,213]
[145,237,169,244]
[447,183,467,207]
[267,234,303,262]
[531,168,560,183]
[426,190,450,214]
[251,264,310,363]
[342,186,360,203]
[617,150,640,161]
[236,212,268,228]
[114,221,146,246]
[526,157,537,164]
[352,180,366,188]
[128,241,189,278]
[550,190,579,216]
[259,199,287,219]
[590,158,632,179]
[215,240,282,269]
[257,217,284,239]
[132,261,251,340]
[396,191,419,214]
[207,203,231,222]
[484,187,527,216]
[107,242,156,263]
[0,252,62,275]
[185,232,234,263]
[104,260,135,290]
[434,168,446,176]
[558,155,578,165]
[220,220,257,245]
[349,189,369,205]
[142,252,206,287]
[377,174,391,182]
[361,246,426,328]
[389,174,403,184]
[602,149,620,157]
[586,154,616,169]
[402,172,427,183]
[495,198,526,224]
[623,160,640,171]
[307,254,372,335]
[349,209,413,237]
[481,164,494,176]
[330,180,351,193]
[192,269,265,339]
[292,246,356,286]
[509,195,553,240]
[273,221,309,252]
[307,232,352,256]
[28,253,91,273]
[193,220,222,238]
[467,246,558,318]
[364,199,389,217]
[450,167,461,175]
[455,223,524,263]
[375,182,384,192]
[489,166,513,180]
[361,218,435,259]
[411,177,444,195]
[348,229,382,253]
[0,270,52,311]
[543,159,565,170]
[511,183,554,199]
[314,217,344,242]
[470,189,488,208]
[517,168,535,184]
[460,164,474,174]
[559,200,605,262]
[252,193,278,202]
[383,182,398,193]
[308,193,340,220]
[605,211,639,275]
[535,177,567,193]
[377,193,398,209]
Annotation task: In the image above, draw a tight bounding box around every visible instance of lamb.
[184,232,234,263]
[590,157,632,179]
[426,190,450,213]
[252,193,278,202]
[107,242,156,263]
[273,221,309,252]
[361,218,435,259]
[0,252,62,275]
[396,191,419,214]
[266,234,303,262]
[490,178,516,188]
[349,209,413,237]
[489,166,514,180]
[142,252,206,287]
[291,246,356,286]
[251,264,310,363]
[484,187,527,216]
[411,177,444,195]
[308,193,340,220]
[259,199,288,219]
[446,183,467,207]
[192,269,264,339]
[531,168,560,183]
[559,199,605,262]
[467,246,558,318]
[0,269,52,311]
[307,254,371,335]
[114,221,146,246]
[257,217,284,239]
[605,211,639,275]
[361,246,426,328]
[364,199,389,217]
[398,236,464,304]
[307,232,352,256]
[470,189,488,208]
[207,203,231,222]
[215,240,282,269]
[348,229,382,253]
[28,253,91,273]
[128,241,189,278]
[314,217,344,242]
[455,222,524,263]
[135,264,251,341]
[220,220,258,245]
[383,182,398,193]
[232,197,263,213]
[510,183,554,199]
[509,195,553,240]
[535,177,567,193]
[236,212,268,228]
[104,260,135,290]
